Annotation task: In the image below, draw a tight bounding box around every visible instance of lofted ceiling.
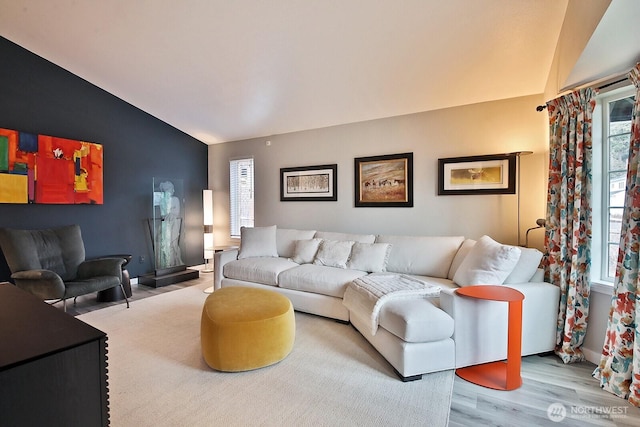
[0,1,638,144]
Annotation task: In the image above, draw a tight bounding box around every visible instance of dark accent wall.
[0,37,208,280]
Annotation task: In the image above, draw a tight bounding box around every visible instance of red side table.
[455,285,525,390]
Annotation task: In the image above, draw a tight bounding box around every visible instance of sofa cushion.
[452,235,521,286]
[447,238,476,279]
[291,238,322,264]
[379,298,454,343]
[375,235,464,278]
[237,225,278,259]
[346,242,392,273]
[278,264,368,298]
[504,247,543,284]
[222,257,298,286]
[449,239,542,284]
[313,240,354,269]
[530,268,544,282]
[276,228,317,258]
[314,231,375,244]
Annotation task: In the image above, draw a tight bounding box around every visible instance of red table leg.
[505,299,523,390]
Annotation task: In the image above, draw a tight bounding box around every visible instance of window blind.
[229,157,254,237]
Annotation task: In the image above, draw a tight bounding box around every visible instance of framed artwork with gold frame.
[354,152,413,207]
[438,154,516,195]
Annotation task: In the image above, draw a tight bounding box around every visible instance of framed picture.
[438,153,516,195]
[280,164,337,201]
[354,152,413,207]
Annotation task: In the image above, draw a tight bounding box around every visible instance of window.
[597,88,635,281]
[229,158,254,238]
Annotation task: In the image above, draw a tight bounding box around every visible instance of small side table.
[455,285,525,391]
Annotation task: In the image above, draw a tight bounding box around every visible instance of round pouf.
[201,287,295,372]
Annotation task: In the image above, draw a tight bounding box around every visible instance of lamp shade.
[203,190,214,260]
[203,189,213,226]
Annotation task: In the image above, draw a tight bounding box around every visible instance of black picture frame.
[438,153,516,195]
[354,152,413,207]
[280,164,337,201]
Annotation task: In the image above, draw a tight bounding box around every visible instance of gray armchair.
[0,224,129,311]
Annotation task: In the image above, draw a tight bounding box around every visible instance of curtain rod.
[535,75,630,112]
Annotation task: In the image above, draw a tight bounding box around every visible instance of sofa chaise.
[214,225,560,381]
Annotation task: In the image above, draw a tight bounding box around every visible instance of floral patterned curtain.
[593,63,640,407]
[544,88,597,364]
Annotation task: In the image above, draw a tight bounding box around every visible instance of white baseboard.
[583,347,602,365]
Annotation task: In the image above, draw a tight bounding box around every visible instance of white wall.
[209,94,549,248]
[209,92,618,364]
[583,288,612,364]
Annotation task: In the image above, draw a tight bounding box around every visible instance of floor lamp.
[203,189,215,294]
[525,218,546,248]
[512,151,533,246]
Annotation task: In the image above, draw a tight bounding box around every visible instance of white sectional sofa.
[214,225,560,381]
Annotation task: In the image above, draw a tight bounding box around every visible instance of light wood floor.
[67,274,640,426]
[450,354,639,426]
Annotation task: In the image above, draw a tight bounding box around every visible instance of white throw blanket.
[343,274,441,335]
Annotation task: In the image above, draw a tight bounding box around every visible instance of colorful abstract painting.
[0,128,103,204]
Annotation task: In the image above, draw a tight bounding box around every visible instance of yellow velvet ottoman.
[201,287,295,372]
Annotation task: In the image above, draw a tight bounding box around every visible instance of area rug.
[78,283,454,427]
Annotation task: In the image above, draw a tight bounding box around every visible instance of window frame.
[593,86,635,286]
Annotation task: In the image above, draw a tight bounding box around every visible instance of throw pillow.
[503,247,543,284]
[313,239,355,269]
[452,235,521,286]
[291,238,322,264]
[447,239,477,279]
[346,242,392,273]
[276,228,317,258]
[237,225,278,259]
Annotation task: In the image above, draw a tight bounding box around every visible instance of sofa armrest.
[440,286,508,367]
[214,249,239,290]
[440,281,559,368]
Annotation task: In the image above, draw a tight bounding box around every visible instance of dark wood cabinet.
[0,282,109,427]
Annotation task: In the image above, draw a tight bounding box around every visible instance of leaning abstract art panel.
[0,128,103,204]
